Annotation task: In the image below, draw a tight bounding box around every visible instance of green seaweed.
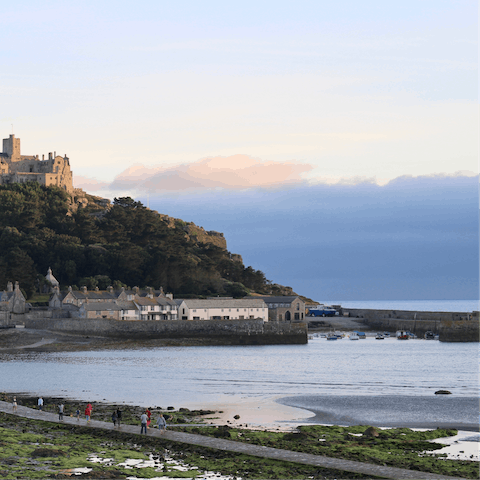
[0,408,478,479]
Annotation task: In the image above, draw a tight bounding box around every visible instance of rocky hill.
[0,182,298,300]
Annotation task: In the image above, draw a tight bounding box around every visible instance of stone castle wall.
[0,135,73,194]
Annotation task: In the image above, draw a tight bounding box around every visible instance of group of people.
[13,395,167,434]
[140,408,167,434]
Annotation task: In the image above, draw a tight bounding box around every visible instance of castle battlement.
[0,134,73,194]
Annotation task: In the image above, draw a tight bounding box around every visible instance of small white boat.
[375,333,385,340]
[326,333,338,341]
[349,333,359,340]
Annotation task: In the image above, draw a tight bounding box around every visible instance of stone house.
[248,295,306,322]
[52,284,178,321]
[0,281,27,315]
[79,302,122,320]
[177,298,268,321]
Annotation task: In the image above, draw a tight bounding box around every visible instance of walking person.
[38,397,43,411]
[111,410,117,428]
[76,408,80,421]
[116,408,122,428]
[12,396,17,412]
[157,413,167,434]
[85,403,92,422]
[140,411,148,434]
[58,403,64,421]
[146,407,152,429]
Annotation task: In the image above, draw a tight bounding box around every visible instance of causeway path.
[0,401,467,480]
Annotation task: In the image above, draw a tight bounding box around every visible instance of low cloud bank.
[74,154,477,194]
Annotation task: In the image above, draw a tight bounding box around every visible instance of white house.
[177,298,268,321]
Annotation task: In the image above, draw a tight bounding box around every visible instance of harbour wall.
[341,308,478,342]
[4,314,308,345]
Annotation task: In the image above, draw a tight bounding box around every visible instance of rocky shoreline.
[0,393,478,479]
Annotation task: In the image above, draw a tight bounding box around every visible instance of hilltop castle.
[0,134,73,194]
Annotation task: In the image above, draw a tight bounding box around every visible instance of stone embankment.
[7,317,307,345]
[340,308,478,342]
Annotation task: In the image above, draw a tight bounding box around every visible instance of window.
[193,309,196,312]
[296,303,300,310]
[237,309,239,312]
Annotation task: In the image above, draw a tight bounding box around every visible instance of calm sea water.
[0,338,477,414]
[323,299,478,312]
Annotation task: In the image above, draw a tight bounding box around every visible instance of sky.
[1,1,478,301]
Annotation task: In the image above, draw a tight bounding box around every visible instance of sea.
[0,335,478,430]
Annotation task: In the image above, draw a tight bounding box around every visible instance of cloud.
[74,175,110,192]
[109,155,314,193]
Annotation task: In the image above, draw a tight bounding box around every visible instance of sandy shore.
[198,395,315,430]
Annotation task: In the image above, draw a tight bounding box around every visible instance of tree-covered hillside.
[0,183,284,299]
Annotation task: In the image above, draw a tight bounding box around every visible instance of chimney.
[95,286,99,292]
[14,281,20,292]
[133,286,139,294]
[107,286,114,293]
[49,152,52,160]
[42,154,45,160]
[7,282,13,292]
[147,287,153,298]
[81,286,87,294]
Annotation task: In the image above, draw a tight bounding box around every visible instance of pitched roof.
[133,297,159,306]
[81,302,122,311]
[182,298,267,309]
[116,301,138,310]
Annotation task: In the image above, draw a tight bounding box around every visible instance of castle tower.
[2,134,20,161]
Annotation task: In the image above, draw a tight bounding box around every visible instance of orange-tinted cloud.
[109,155,314,192]
[74,175,111,192]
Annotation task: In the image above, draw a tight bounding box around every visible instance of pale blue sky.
[1,0,477,184]
[1,1,477,300]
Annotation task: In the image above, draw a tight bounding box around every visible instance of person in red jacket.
[146,407,152,428]
[85,403,93,422]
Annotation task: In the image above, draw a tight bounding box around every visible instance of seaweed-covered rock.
[214,426,232,438]
[31,448,67,457]
[363,426,379,437]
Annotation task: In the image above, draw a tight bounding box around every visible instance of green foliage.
[0,184,273,298]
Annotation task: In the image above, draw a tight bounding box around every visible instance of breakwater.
[340,308,478,342]
[13,316,308,345]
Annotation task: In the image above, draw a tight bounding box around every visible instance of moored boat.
[396,330,409,340]
[349,333,359,340]
[375,333,385,340]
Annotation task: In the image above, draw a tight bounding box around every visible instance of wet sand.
[277,394,480,432]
